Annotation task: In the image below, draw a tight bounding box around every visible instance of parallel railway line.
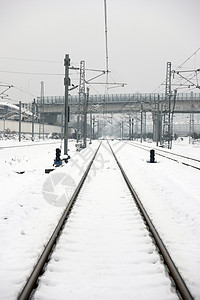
[125,141,200,171]
[18,141,193,300]
[0,140,62,150]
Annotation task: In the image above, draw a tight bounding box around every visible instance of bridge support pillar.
[44,113,58,125]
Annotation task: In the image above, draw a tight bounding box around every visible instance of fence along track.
[17,143,101,300]
[108,141,193,300]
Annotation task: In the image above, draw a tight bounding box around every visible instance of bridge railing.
[38,92,200,105]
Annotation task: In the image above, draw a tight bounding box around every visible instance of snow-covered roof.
[0,101,32,117]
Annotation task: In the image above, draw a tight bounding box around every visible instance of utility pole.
[39,81,45,140]
[92,116,95,139]
[131,117,134,140]
[89,107,92,144]
[61,112,64,142]
[64,54,70,155]
[189,91,194,144]
[156,96,159,146]
[121,120,124,140]
[140,102,143,143]
[32,99,35,141]
[97,119,100,138]
[83,87,89,148]
[163,62,172,149]
[156,95,163,146]
[135,112,138,139]
[19,101,21,142]
[144,111,146,141]
[77,60,85,143]
[129,115,131,140]
[104,0,109,94]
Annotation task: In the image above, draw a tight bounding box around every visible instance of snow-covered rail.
[18,141,193,300]
[0,140,62,150]
[125,141,200,171]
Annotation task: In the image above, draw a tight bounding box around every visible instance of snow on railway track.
[20,141,187,300]
[1,139,198,299]
[110,140,200,299]
[125,141,200,170]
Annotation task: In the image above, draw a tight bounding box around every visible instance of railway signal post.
[64,54,70,155]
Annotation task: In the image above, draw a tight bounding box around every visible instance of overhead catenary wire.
[0,56,62,64]
[153,48,200,93]
[174,48,200,71]
[0,70,64,76]
[0,80,37,99]
[0,67,110,76]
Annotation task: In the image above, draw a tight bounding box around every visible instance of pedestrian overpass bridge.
[39,92,200,123]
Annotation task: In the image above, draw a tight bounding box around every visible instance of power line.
[0,67,111,76]
[0,56,62,64]
[13,86,37,97]
[1,80,37,98]
[175,48,200,70]
[152,48,200,93]
[0,70,64,76]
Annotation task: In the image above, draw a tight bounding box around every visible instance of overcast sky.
[0,0,200,103]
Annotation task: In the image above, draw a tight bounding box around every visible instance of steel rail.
[0,140,61,150]
[108,141,194,300]
[155,152,200,171]
[127,141,200,163]
[126,141,200,170]
[17,143,101,300]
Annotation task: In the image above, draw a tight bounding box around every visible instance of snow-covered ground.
[33,142,178,300]
[0,139,99,299]
[0,138,199,299]
[112,138,200,299]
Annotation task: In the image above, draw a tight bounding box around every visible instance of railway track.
[0,140,62,150]
[125,141,200,171]
[18,141,193,300]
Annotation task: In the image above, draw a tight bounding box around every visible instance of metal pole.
[140,102,143,143]
[189,91,194,144]
[77,61,85,144]
[32,99,35,141]
[97,120,100,139]
[3,118,6,133]
[156,96,160,146]
[76,115,80,143]
[163,62,172,148]
[135,112,138,139]
[89,107,92,144]
[168,89,171,149]
[83,87,89,148]
[40,81,45,140]
[39,81,44,140]
[92,116,95,139]
[160,101,163,145]
[131,118,134,140]
[77,99,80,143]
[129,115,131,140]
[42,100,44,140]
[64,54,70,155]
[61,112,64,141]
[19,101,21,142]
